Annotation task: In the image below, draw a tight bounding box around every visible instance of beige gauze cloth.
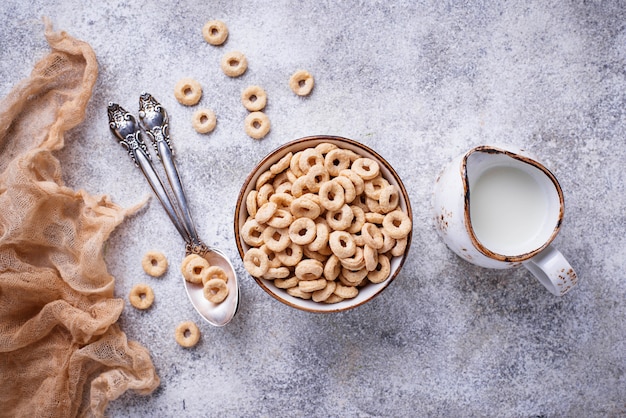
[0,20,160,417]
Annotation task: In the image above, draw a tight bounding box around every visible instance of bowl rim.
[234,135,413,313]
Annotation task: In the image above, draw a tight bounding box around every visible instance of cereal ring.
[275,181,292,195]
[318,180,345,211]
[324,294,344,304]
[368,254,391,284]
[339,169,365,196]
[289,151,305,178]
[175,321,200,348]
[352,158,380,180]
[174,78,202,106]
[390,237,408,257]
[361,222,384,249]
[380,229,396,253]
[347,205,365,234]
[270,152,293,175]
[241,85,267,111]
[201,266,228,286]
[243,247,269,277]
[221,51,247,77]
[246,190,258,218]
[342,267,368,284]
[303,246,330,262]
[326,204,354,231]
[366,197,384,214]
[255,170,275,190]
[289,69,314,96]
[312,280,336,302]
[203,278,229,303]
[275,277,299,289]
[192,109,217,134]
[382,210,412,239]
[299,278,327,292]
[328,230,356,259]
[298,148,324,174]
[142,250,168,277]
[365,211,385,224]
[267,209,293,229]
[334,283,359,299]
[295,259,324,281]
[289,217,317,245]
[276,242,303,267]
[291,195,321,219]
[307,222,330,252]
[290,176,309,198]
[339,246,365,271]
[244,111,271,139]
[270,193,294,209]
[315,142,338,155]
[256,183,274,206]
[364,244,379,272]
[241,218,265,247]
[260,245,282,268]
[262,226,291,253]
[323,254,341,281]
[325,149,352,177]
[287,286,312,299]
[333,175,357,203]
[181,254,210,284]
[202,20,228,45]
[263,266,291,280]
[364,176,389,200]
[379,185,399,213]
[255,201,278,224]
[304,165,330,193]
[129,284,154,310]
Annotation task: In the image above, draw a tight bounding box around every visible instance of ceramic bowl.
[234,135,413,312]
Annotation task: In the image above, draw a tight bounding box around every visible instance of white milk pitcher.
[432,144,578,296]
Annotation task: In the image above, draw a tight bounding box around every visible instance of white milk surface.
[470,166,548,255]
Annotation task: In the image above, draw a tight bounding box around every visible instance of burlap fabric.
[0,20,159,417]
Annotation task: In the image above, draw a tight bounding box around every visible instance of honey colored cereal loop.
[362,222,384,249]
[304,165,330,193]
[241,218,265,247]
[289,69,314,96]
[307,222,330,252]
[364,244,379,271]
[129,284,155,310]
[262,226,291,252]
[289,217,317,246]
[382,209,412,239]
[324,149,352,177]
[202,20,228,45]
[241,85,267,112]
[276,242,303,267]
[142,251,168,277]
[347,205,365,234]
[267,209,293,229]
[271,152,293,175]
[275,277,299,289]
[299,278,327,292]
[312,280,337,302]
[329,230,356,259]
[192,108,217,134]
[203,278,229,303]
[364,176,389,200]
[295,259,324,281]
[255,201,278,224]
[339,169,365,195]
[221,51,248,77]
[379,184,400,213]
[175,321,201,348]
[323,254,341,281]
[318,180,345,211]
[298,148,324,174]
[287,286,312,299]
[368,254,391,284]
[181,254,210,284]
[291,196,321,219]
[334,282,359,299]
[352,158,380,180]
[201,266,229,286]
[326,204,354,231]
[245,111,271,139]
[174,78,202,106]
[244,247,270,277]
[246,190,258,218]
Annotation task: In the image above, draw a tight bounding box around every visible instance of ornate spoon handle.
[138,93,204,251]
[107,102,192,243]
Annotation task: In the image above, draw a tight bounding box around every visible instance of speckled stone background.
[1,1,625,417]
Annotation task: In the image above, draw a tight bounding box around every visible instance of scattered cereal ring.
[312,280,337,302]
[295,259,324,281]
[174,78,202,106]
[244,111,271,139]
[201,266,228,285]
[329,230,356,259]
[289,217,317,245]
[175,321,201,348]
[129,284,155,310]
[352,158,380,180]
[202,20,228,45]
[289,69,314,96]
[192,108,217,134]
[244,247,269,277]
[221,51,248,77]
[203,278,229,303]
[142,250,168,277]
[382,209,412,239]
[368,254,391,284]
[241,85,267,111]
[181,254,210,284]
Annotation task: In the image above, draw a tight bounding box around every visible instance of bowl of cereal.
[234,136,413,313]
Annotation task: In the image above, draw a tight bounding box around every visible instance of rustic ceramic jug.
[432,144,578,296]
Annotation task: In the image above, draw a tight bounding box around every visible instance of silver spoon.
[107,98,239,327]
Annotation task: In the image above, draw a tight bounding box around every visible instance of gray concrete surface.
[1,1,625,416]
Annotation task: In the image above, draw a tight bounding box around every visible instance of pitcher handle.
[522,245,579,296]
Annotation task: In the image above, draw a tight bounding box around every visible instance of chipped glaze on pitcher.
[432,144,578,296]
